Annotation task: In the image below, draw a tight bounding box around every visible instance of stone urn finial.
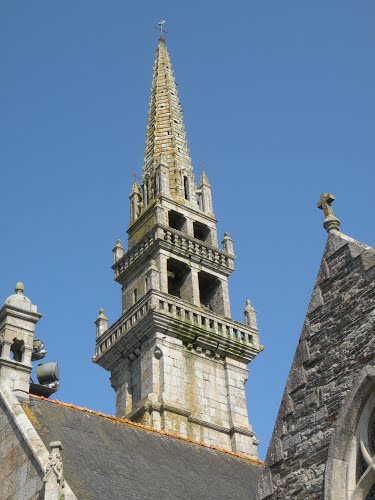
[98,308,107,319]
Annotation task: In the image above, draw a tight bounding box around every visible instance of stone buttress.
[93,37,262,457]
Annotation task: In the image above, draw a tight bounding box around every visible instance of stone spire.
[143,37,194,202]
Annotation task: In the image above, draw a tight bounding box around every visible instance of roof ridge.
[29,395,263,466]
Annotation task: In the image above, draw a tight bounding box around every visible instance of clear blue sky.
[1,1,374,459]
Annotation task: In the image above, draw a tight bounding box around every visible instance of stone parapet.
[113,223,235,282]
[93,290,261,369]
[160,226,234,272]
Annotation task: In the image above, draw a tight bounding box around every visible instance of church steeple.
[94,33,262,458]
[143,37,195,205]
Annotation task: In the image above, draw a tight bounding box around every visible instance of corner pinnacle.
[98,308,108,320]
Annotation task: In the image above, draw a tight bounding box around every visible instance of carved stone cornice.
[0,304,42,324]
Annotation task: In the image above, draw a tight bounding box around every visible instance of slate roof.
[24,396,261,500]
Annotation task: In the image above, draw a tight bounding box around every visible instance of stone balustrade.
[112,224,234,280]
[161,226,234,269]
[95,293,152,357]
[95,291,259,360]
[113,230,158,278]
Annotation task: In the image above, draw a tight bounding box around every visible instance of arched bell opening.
[10,338,25,363]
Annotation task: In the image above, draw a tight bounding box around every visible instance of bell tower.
[93,35,263,457]
[0,283,41,399]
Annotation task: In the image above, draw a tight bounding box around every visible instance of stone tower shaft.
[94,36,262,457]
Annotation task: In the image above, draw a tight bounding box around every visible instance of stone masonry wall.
[122,269,148,312]
[260,232,375,499]
[0,398,44,500]
[114,331,255,452]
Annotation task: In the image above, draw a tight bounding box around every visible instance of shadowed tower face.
[93,35,262,457]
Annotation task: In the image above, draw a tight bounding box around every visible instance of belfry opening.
[198,271,224,314]
[167,258,191,300]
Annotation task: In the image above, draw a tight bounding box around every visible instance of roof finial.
[156,18,167,39]
[15,282,24,295]
[317,193,341,233]
[98,308,107,319]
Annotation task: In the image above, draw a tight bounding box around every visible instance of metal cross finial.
[156,18,167,38]
[317,193,336,218]
[132,172,141,183]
